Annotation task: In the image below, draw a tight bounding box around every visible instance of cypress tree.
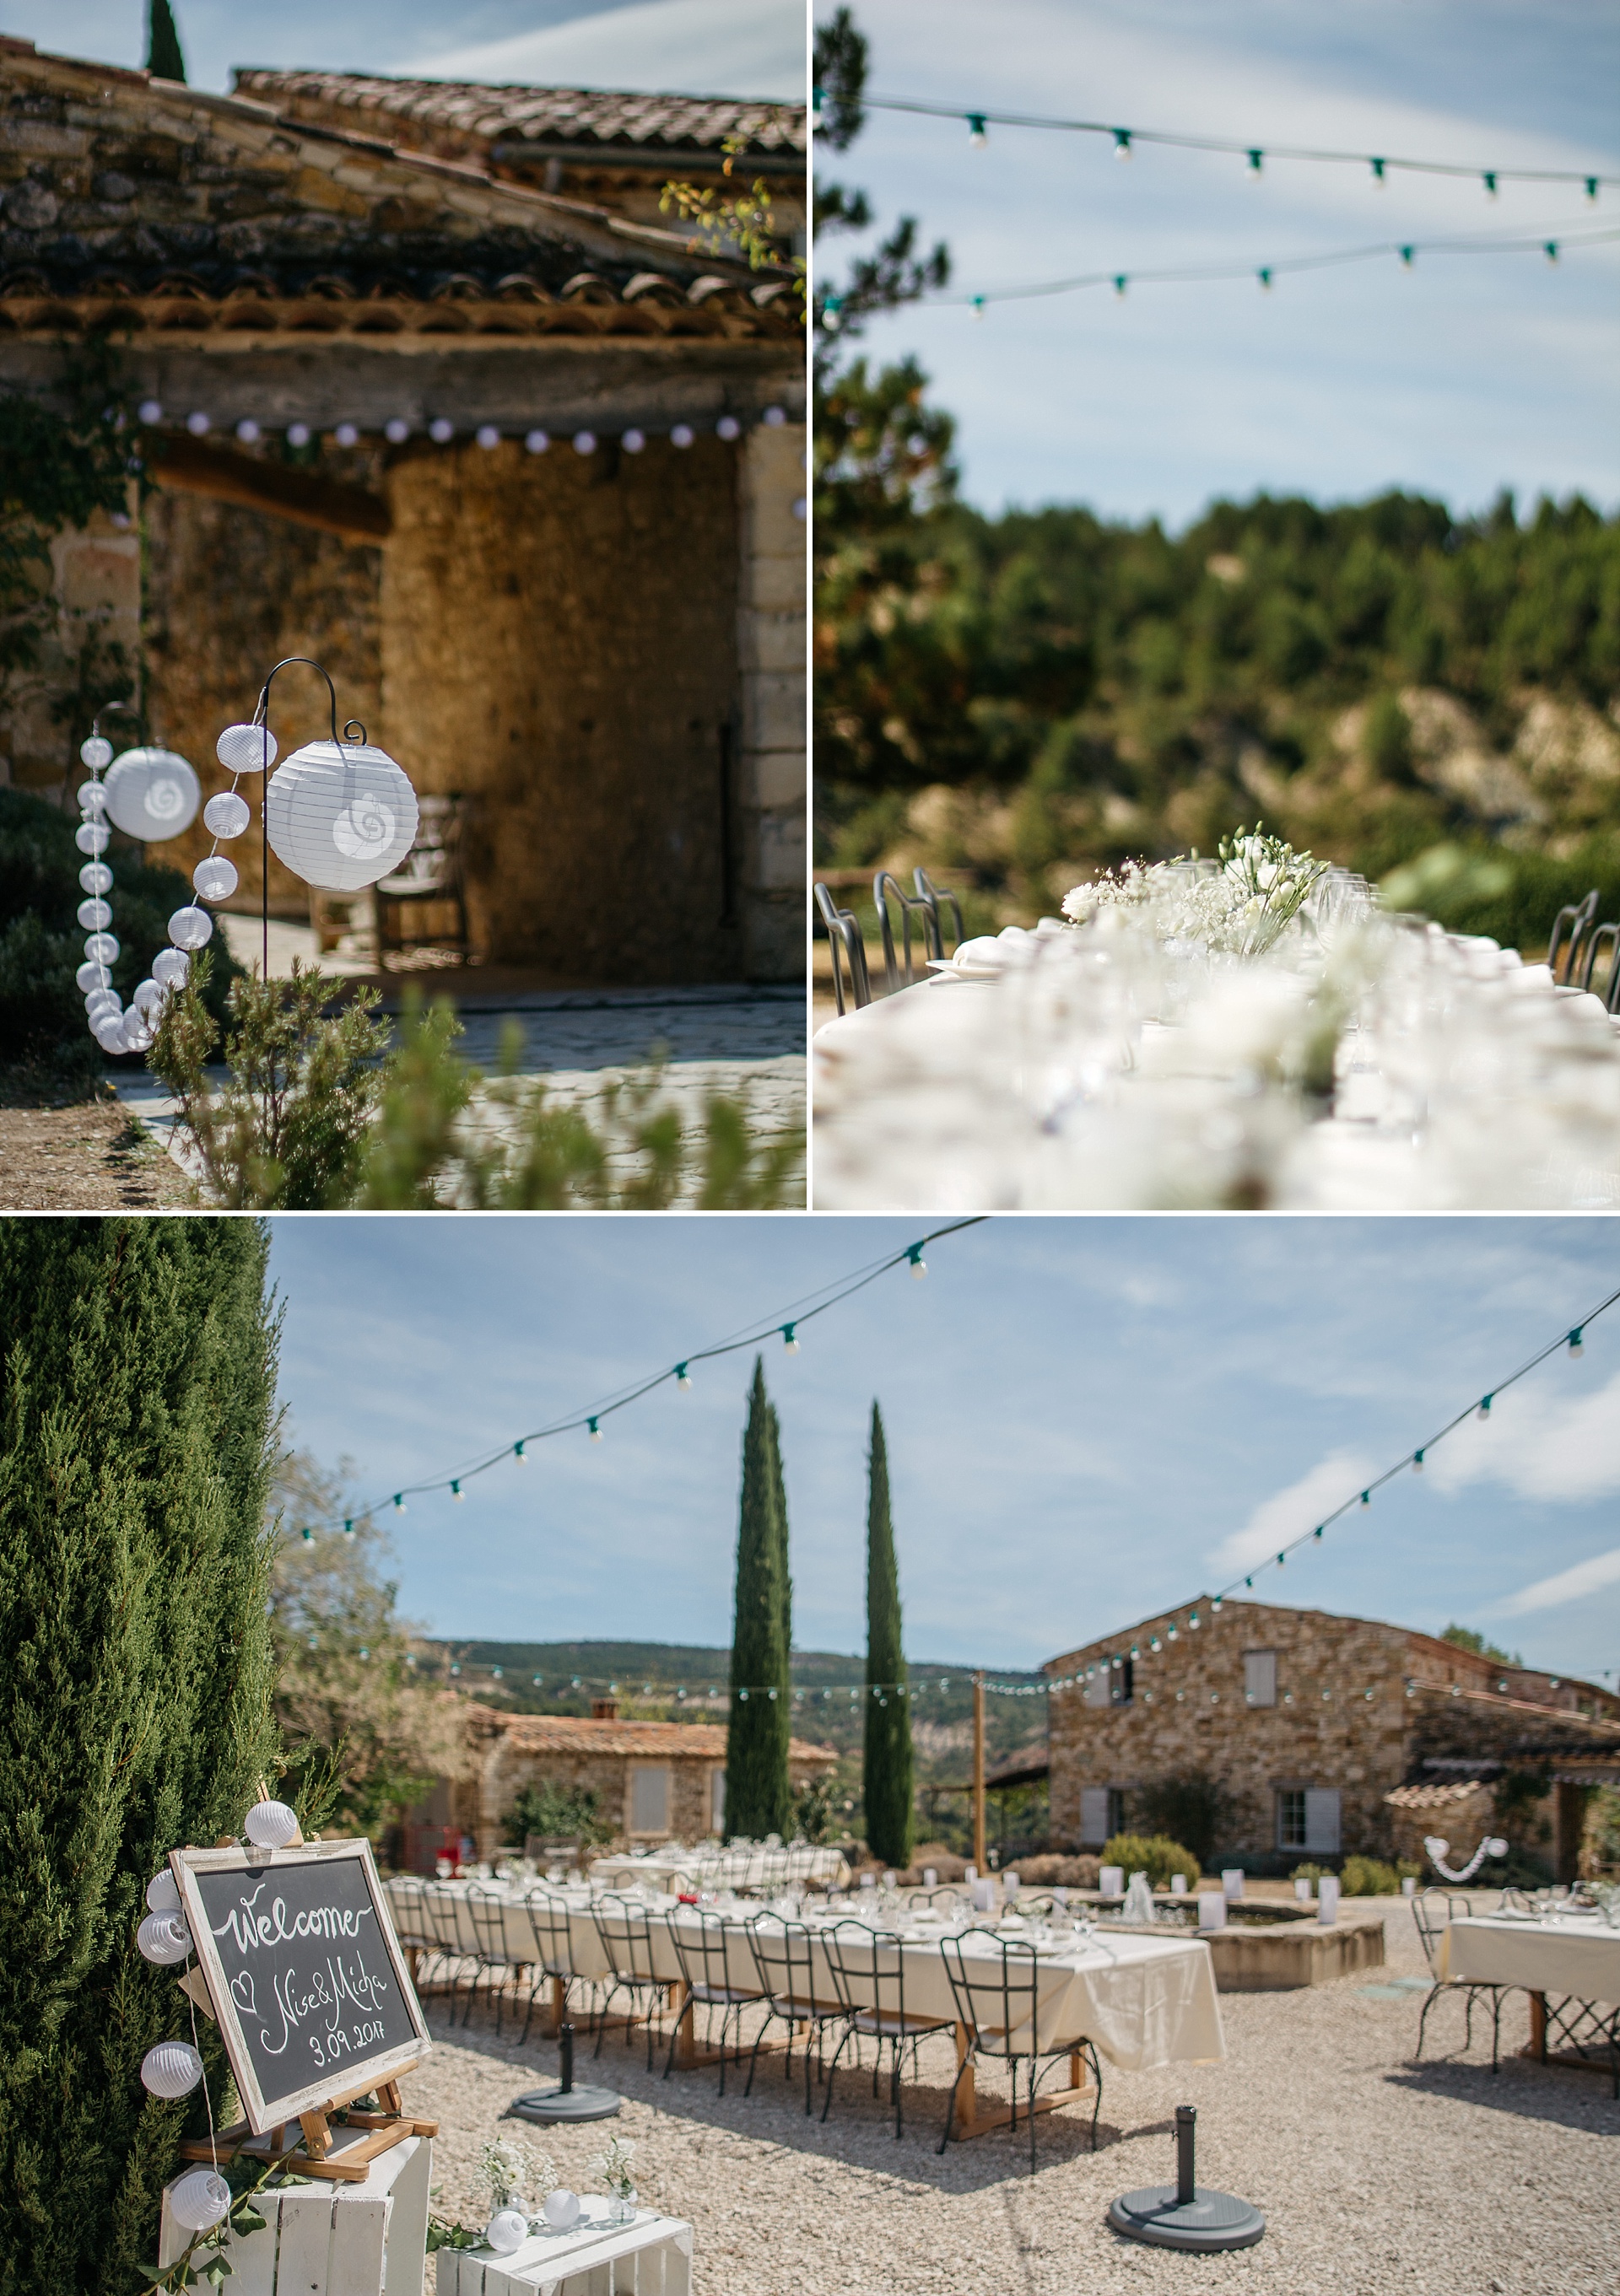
[147,0,186,82]
[863,1401,914,1868]
[0,1219,281,2296]
[767,1398,792,1668]
[725,1359,790,1839]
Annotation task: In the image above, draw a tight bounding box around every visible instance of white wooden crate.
[435,2207,692,2296]
[159,2136,432,2296]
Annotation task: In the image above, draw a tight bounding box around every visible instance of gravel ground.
[399,1901,1618,2296]
[0,1079,191,1209]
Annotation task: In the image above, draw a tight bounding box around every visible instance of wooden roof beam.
[147,432,390,544]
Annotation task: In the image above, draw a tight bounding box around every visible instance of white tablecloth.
[395,1884,1224,2072]
[1439,1914,1620,2004]
[589,1846,849,1891]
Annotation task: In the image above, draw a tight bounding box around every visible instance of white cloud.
[1211,1448,1377,1574]
[1499,1544,1620,1616]
[1426,1366,1620,1503]
[411,0,805,100]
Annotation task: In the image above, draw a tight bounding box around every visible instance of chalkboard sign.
[172,1840,431,2132]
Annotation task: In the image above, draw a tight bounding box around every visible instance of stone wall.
[1,506,142,796]
[734,423,806,979]
[1046,1600,1416,1861]
[380,433,745,980]
[477,1743,723,1857]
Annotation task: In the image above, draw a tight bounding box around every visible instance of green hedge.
[1101,1831,1201,1889]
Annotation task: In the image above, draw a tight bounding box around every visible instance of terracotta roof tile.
[472,1706,835,1765]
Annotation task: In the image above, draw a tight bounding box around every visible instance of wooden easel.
[177,2066,439,2184]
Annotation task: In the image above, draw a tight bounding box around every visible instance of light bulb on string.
[1586,177,1599,202]
[1412,1451,1423,1473]
[514,1441,526,1463]
[1246,149,1264,177]
[1482,171,1498,197]
[451,1479,464,1500]
[1569,1329,1585,1356]
[393,1493,406,1511]
[1257,267,1273,290]
[1313,1527,1323,1541]
[588,1416,602,1442]
[1360,1490,1370,1506]
[300,1526,314,1544]
[1370,158,1386,186]
[782,1323,799,1352]
[1399,245,1415,268]
[676,1362,693,1390]
[342,1518,354,1539]
[969,296,986,321]
[1544,242,1559,263]
[1113,275,1128,298]
[822,294,843,331]
[1112,128,1131,160]
[907,1244,927,1279]
[1477,1395,1493,1419]
[967,113,987,148]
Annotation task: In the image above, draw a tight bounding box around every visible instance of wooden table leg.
[1531,1991,1547,2062]
[953,2023,977,2135]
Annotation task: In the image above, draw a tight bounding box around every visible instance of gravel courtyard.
[399,1900,1619,2296]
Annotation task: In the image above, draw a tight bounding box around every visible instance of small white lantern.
[203,792,251,839]
[84,931,120,964]
[79,735,113,770]
[168,907,213,951]
[543,2191,580,2230]
[75,821,111,855]
[152,948,191,989]
[78,780,109,813]
[486,2210,528,2255]
[137,1910,192,1965]
[146,1868,181,1912]
[78,863,112,895]
[193,856,238,903]
[670,424,694,448]
[265,740,418,892]
[244,1798,300,1849]
[216,723,276,774]
[169,2168,231,2233]
[133,978,167,1016]
[78,897,111,931]
[103,746,201,840]
[76,960,109,992]
[142,2040,204,2098]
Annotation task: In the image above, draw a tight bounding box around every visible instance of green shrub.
[1341,1855,1401,1895]
[503,1780,614,1851]
[1101,1831,1201,1889]
[1135,1774,1226,1868]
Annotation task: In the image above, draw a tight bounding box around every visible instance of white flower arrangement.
[1062,825,1327,959]
[479,2135,554,2212]
[594,2135,637,2201]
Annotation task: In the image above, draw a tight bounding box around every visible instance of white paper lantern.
[186,412,210,437]
[476,425,500,450]
[122,1013,156,1054]
[146,1868,181,1911]
[217,723,277,774]
[142,2040,204,2099]
[133,978,166,1016]
[266,741,418,892]
[670,424,694,449]
[138,399,163,425]
[77,959,109,992]
[152,948,191,989]
[169,2169,231,2233]
[764,405,786,426]
[288,423,310,448]
[543,2191,580,2230]
[79,862,113,895]
[87,992,122,1021]
[203,792,251,839]
[94,1018,127,1053]
[168,907,213,951]
[235,418,261,444]
[335,422,359,448]
[104,746,201,840]
[80,735,113,770]
[244,1798,300,1848]
[78,780,109,812]
[486,2211,528,2255]
[84,931,119,964]
[193,856,238,903]
[75,822,111,855]
[78,897,112,931]
[137,1910,192,1965]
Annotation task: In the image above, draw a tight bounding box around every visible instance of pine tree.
[147,0,186,83]
[0,1219,280,2296]
[863,1400,914,1868]
[725,1359,790,1839]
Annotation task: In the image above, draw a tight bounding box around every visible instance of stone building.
[404,1700,836,1868]
[0,40,805,980]
[1045,1596,1620,1878]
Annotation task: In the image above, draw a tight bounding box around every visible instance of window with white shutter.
[710,1769,726,1833]
[1304,1788,1342,1853]
[631,1765,670,1834]
[1084,1668,1112,1708]
[1244,1650,1277,1706]
[1080,1787,1110,1844]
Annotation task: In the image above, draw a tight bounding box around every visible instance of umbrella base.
[507,2085,622,2124]
[1108,2183,1266,2252]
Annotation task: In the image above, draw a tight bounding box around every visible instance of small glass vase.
[608,2190,637,2224]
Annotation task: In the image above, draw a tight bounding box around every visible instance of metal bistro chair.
[386,1875,438,1991]
[520,1885,587,2045]
[872,870,939,996]
[907,1886,965,1915]
[742,1915,850,2115]
[814,882,872,1016]
[821,1920,954,2138]
[1547,888,1598,984]
[423,1883,474,2024]
[912,867,964,962]
[1574,918,1620,1009]
[662,1909,761,2093]
[1412,1888,1519,2073]
[589,1894,669,2070]
[375,793,471,966]
[464,1884,526,2035]
[938,1932,1103,2171]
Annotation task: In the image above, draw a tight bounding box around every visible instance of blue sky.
[267,1215,1620,1688]
[820,0,1620,520]
[21,0,805,100]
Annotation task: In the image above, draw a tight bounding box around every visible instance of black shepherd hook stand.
[246,655,368,982]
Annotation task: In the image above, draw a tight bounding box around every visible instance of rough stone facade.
[1045,1598,1620,1868]
[418,1706,836,1862]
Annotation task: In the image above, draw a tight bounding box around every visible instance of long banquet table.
[588,1846,850,1892]
[392,1881,1225,2137]
[1439,1911,1620,2087]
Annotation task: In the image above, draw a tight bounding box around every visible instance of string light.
[1477,1395,1493,1419]
[393,1493,406,1511]
[1246,148,1263,177]
[858,91,1617,194]
[1569,1329,1585,1356]
[513,1442,526,1463]
[289,1222,982,1536]
[782,1323,799,1352]
[1412,1451,1423,1473]
[967,113,987,147]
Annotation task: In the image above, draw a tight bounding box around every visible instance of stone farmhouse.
[402,1700,836,1869]
[1045,1596,1620,1880]
[0,40,805,981]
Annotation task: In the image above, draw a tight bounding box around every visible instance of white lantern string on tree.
[244,1797,300,1849]
[71,711,156,1057]
[102,746,202,842]
[141,2040,205,2099]
[168,2169,232,2234]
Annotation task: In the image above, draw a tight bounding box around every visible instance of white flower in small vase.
[594,2135,638,2223]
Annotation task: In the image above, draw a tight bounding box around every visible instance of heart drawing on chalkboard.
[230,1970,256,2019]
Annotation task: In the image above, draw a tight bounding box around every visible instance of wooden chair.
[375,794,470,965]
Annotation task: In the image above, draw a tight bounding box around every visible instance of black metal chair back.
[873,869,939,994]
[662,1909,759,2091]
[523,1886,579,1979]
[820,1916,948,2137]
[422,1883,470,2018]
[913,867,964,958]
[1547,888,1599,983]
[814,882,872,1015]
[745,1916,825,2020]
[1575,919,1620,1002]
[464,1884,520,2032]
[1411,1886,1468,1977]
[907,1886,964,1913]
[590,1893,666,2067]
[939,1931,1102,2166]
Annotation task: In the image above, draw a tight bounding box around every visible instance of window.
[1277,1787,1342,1853]
[1083,1668,1111,1709]
[710,1769,726,1833]
[1277,1789,1306,1850]
[630,1765,670,1834]
[1080,1787,1126,1844]
[1245,1650,1277,1706]
[1084,1660,1133,1708]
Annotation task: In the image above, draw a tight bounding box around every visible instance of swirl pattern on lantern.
[102,746,201,840]
[264,739,418,891]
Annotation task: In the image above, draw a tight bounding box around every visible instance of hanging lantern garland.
[73,711,204,1060]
